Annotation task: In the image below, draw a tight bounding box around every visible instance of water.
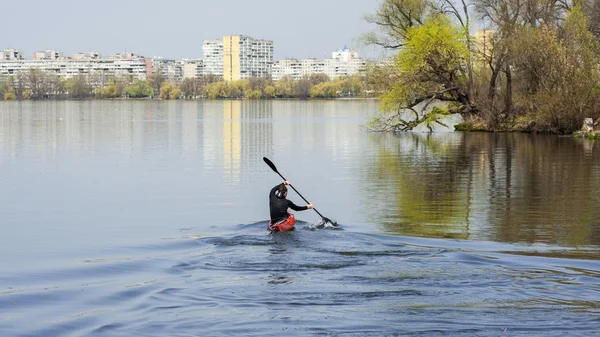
[1,100,599,336]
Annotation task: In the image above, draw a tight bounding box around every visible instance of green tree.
[205,81,229,99]
[274,76,294,98]
[69,74,93,99]
[27,68,50,99]
[147,73,165,97]
[362,0,431,49]
[125,80,153,98]
[293,78,311,98]
[370,14,473,131]
[160,82,180,99]
[246,89,263,99]
[310,81,339,98]
[180,78,198,99]
[4,89,16,100]
[511,6,600,133]
[263,85,276,98]
[22,90,32,100]
[308,73,330,85]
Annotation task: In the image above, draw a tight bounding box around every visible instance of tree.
[27,68,50,99]
[369,14,473,131]
[246,89,263,99]
[293,78,311,98]
[308,73,330,85]
[248,76,272,94]
[4,90,16,100]
[205,81,229,99]
[339,76,364,96]
[364,61,396,96]
[159,82,181,99]
[511,5,600,133]
[362,0,432,49]
[275,76,294,98]
[180,78,198,99]
[125,80,153,98]
[69,74,93,99]
[263,85,276,98]
[310,81,339,98]
[22,90,32,100]
[147,73,165,97]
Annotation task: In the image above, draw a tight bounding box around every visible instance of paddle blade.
[323,217,338,227]
[263,157,278,173]
[310,217,339,230]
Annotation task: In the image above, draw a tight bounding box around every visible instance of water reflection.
[365,132,600,248]
[1,101,599,252]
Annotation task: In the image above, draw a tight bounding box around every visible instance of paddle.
[263,157,337,226]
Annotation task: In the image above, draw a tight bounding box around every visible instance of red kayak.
[268,213,296,232]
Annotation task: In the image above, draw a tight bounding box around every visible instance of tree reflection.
[364,132,600,248]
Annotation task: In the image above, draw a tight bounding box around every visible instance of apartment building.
[323,45,366,79]
[73,52,101,60]
[151,57,183,82]
[0,49,24,60]
[202,39,224,76]
[33,50,64,60]
[223,35,273,81]
[271,58,302,81]
[182,59,203,79]
[302,58,324,77]
[0,52,149,80]
[272,46,365,81]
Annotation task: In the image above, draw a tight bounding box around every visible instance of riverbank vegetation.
[0,71,377,102]
[364,0,600,134]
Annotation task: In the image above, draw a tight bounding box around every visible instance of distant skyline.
[3,0,390,61]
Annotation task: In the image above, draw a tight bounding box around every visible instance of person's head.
[276,184,288,198]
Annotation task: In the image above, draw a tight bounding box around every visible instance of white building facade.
[203,36,273,80]
[33,50,64,60]
[0,54,150,80]
[272,45,365,81]
[1,49,24,60]
[73,52,101,60]
[151,57,183,82]
[323,45,366,79]
[235,35,273,79]
[202,39,223,76]
[182,59,203,79]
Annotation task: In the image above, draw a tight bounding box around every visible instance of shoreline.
[0,97,380,102]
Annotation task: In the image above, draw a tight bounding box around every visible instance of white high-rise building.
[203,35,273,81]
[202,39,223,76]
[222,35,273,81]
[0,49,24,60]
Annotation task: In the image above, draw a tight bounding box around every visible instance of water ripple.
[2,230,599,336]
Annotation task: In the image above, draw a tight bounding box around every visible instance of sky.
[2,0,389,61]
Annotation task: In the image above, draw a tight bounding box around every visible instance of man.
[269,181,313,230]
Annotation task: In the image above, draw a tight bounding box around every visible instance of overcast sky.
[3,0,389,61]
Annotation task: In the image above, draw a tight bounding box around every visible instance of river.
[1,100,598,336]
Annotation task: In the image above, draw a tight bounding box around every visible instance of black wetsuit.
[269,183,308,223]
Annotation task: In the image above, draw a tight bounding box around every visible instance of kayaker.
[269,181,313,229]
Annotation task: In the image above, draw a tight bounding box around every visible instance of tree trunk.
[504,63,513,116]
